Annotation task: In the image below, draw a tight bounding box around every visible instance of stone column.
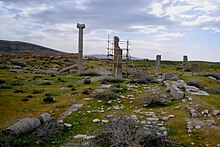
[114,36,122,78]
[192,64,199,72]
[183,55,188,71]
[156,55,161,69]
[76,23,85,75]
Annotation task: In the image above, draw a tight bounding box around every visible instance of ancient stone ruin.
[113,36,122,78]
[76,23,85,75]
[192,63,199,72]
[156,55,161,69]
[183,55,188,71]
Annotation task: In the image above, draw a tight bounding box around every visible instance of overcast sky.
[0,0,220,61]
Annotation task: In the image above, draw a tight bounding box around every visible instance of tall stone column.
[76,23,85,75]
[183,55,188,71]
[114,36,122,78]
[156,55,161,69]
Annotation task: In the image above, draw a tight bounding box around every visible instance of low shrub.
[203,73,220,80]
[83,79,91,84]
[32,89,43,94]
[43,95,54,103]
[142,95,168,107]
[187,79,203,89]
[80,71,100,76]
[101,77,123,83]
[95,90,119,102]
[129,75,157,84]
[204,87,220,95]
[112,84,128,93]
[0,79,6,84]
[96,117,172,147]
[14,89,24,93]
[0,84,12,89]
[10,79,24,86]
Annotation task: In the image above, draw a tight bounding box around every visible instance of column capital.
[77,23,85,29]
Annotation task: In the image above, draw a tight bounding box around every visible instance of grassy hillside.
[0,40,63,56]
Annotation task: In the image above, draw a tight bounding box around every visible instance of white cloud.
[202,27,220,33]
[155,32,184,41]
[131,25,167,34]
[149,2,164,17]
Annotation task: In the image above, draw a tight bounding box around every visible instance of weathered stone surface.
[59,104,83,120]
[162,73,179,81]
[156,55,161,69]
[92,118,100,123]
[114,36,122,78]
[170,85,184,99]
[183,55,188,71]
[192,64,199,72]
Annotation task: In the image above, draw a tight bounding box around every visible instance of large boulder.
[170,85,184,100]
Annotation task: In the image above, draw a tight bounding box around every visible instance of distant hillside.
[86,54,142,60]
[0,40,63,56]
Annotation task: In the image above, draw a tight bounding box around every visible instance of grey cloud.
[1,0,174,33]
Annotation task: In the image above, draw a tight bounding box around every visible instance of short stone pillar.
[192,64,199,72]
[76,23,85,75]
[156,55,161,69]
[114,36,122,78]
[182,55,188,71]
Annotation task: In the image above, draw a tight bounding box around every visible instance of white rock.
[57,120,63,124]
[131,115,137,120]
[64,123,72,127]
[161,117,169,121]
[147,117,159,121]
[187,97,193,101]
[140,120,146,124]
[213,110,220,116]
[205,120,216,126]
[106,114,114,118]
[102,120,109,123]
[174,106,181,110]
[92,118,101,123]
[74,134,87,139]
[163,131,168,136]
[97,100,102,103]
[195,125,201,129]
[86,135,96,139]
[159,127,167,131]
[113,105,120,110]
[168,114,175,118]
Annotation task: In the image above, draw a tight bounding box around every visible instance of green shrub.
[0,84,12,89]
[204,87,220,95]
[0,79,6,84]
[83,79,91,84]
[14,89,24,93]
[142,96,168,107]
[187,79,203,89]
[95,90,119,102]
[43,95,54,103]
[10,79,24,86]
[101,77,123,83]
[32,89,43,94]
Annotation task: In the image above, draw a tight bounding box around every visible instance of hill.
[0,40,63,56]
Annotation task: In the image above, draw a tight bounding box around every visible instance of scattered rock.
[168,115,175,118]
[205,120,216,126]
[101,120,109,123]
[64,123,72,128]
[92,118,101,123]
